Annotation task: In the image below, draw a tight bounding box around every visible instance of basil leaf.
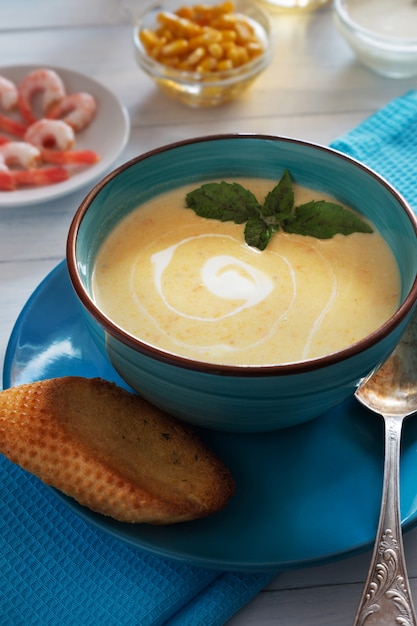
[283,200,373,239]
[262,169,294,219]
[186,181,260,224]
[185,170,374,250]
[244,217,275,251]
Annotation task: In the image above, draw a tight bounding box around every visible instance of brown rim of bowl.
[66,133,417,377]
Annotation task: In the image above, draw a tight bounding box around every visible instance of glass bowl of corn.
[133,0,274,107]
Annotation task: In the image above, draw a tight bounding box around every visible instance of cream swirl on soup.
[92,179,400,365]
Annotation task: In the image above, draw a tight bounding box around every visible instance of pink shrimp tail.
[0,114,27,138]
[41,148,100,165]
[12,166,69,187]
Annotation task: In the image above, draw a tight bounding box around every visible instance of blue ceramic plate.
[4,261,417,572]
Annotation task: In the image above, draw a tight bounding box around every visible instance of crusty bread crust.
[0,377,235,524]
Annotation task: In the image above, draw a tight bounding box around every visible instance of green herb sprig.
[185,169,373,251]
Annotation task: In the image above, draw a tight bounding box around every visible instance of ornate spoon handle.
[353,414,417,626]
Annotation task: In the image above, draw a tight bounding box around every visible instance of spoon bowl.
[353,305,417,625]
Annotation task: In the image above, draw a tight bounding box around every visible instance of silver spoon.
[353,307,417,626]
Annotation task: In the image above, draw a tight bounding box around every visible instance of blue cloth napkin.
[330,90,417,213]
[1,90,417,625]
[0,459,272,625]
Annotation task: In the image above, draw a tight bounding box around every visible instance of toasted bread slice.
[0,377,235,524]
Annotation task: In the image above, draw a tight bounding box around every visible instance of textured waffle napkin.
[0,458,272,625]
[330,90,417,213]
[1,90,417,625]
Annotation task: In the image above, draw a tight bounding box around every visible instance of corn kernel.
[185,46,206,66]
[211,2,235,17]
[161,39,190,57]
[149,43,166,60]
[157,11,202,37]
[176,6,194,19]
[140,29,161,49]
[211,14,236,30]
[246,41,264,58]
[197,56,218,72]
[235,21,256,44]
[208,42,223,59]
[217,58,233,71]
[164,56,181,68]
[157,28,174,43]
[219,29,237,42]
[227,45,249,66]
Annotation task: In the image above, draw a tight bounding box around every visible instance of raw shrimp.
[47,92,97,132]
[11,167,69,188]
[0,76,18,110]
[18,68,66,126]
[0,165,69,191]
[0,76,26,138]
[0,141,41,169]
[25,118,100,165]
[40,148,99,165]
[25,119,75,151]
[0,140,68,191]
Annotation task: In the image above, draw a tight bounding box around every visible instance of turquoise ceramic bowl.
[66,135,417,432]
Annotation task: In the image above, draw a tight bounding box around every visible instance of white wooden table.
[1,2,417,624]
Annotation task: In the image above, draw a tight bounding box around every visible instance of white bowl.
[334,0,417,78]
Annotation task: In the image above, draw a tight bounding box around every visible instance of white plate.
[0,64,130,207]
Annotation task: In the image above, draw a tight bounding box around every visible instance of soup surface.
[92,179,400,365]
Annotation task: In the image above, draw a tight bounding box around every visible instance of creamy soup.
[92,179,400,366]
[346,0,417,39]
